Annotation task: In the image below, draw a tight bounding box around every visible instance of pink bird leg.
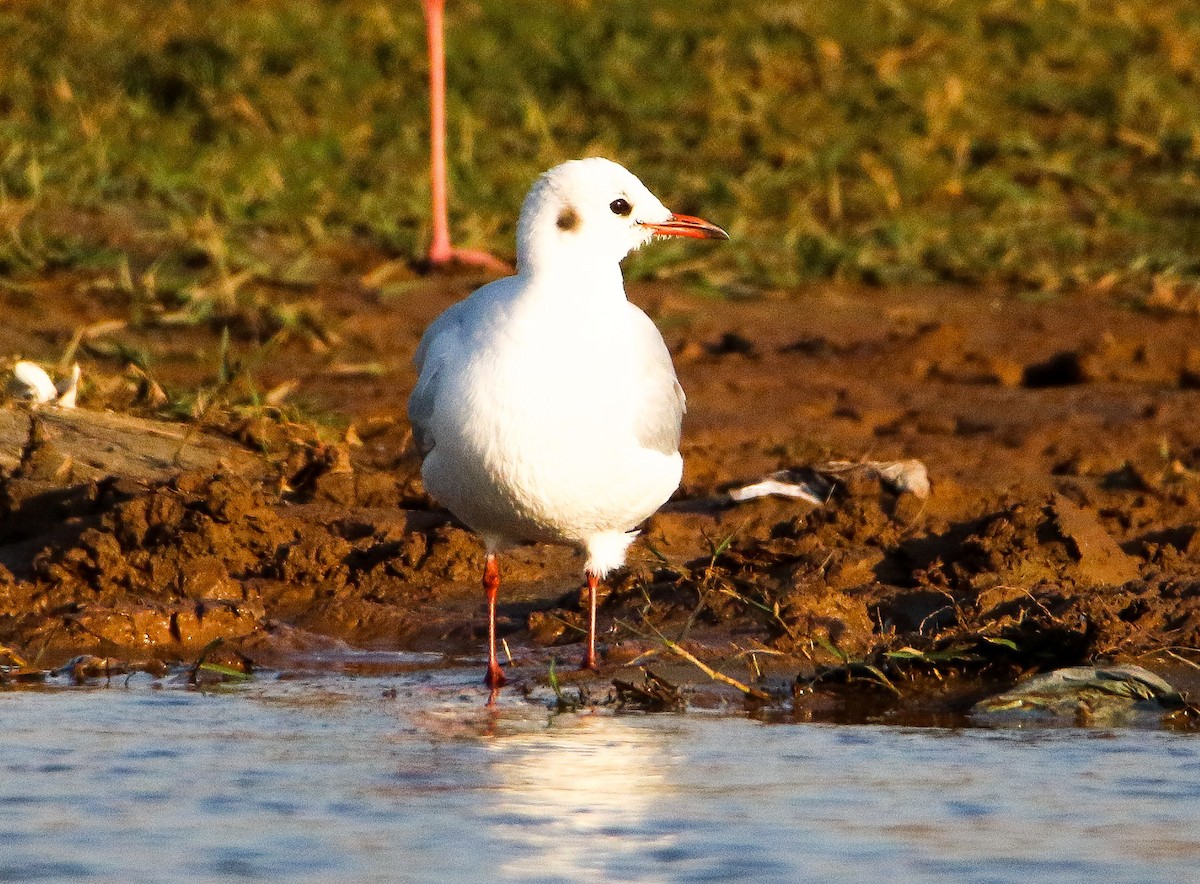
[581,571,600,671]
[482,552,507,689]
[422,0,509,272]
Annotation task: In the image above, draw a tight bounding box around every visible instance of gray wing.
[408,301,469,456]
[627,303,686,455]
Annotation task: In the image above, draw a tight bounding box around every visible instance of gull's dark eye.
[609,198,632,216]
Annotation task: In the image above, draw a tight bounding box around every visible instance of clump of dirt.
[0,386,603,668]
[0,428,486,664]
[910,495,1139,592]
[545,464,1200,686]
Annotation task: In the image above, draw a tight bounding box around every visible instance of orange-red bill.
[640,212,729,240]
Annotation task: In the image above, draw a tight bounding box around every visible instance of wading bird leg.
[483,552,507,689]
[580,570,600,671]
[421,0,509,273]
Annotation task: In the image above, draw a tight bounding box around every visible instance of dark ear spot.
[556,206,580,231]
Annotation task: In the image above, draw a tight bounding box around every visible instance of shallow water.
[3,661,1199,883]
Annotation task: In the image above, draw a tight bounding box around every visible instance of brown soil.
[4,266,1200,715]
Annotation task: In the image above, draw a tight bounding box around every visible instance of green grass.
[1,0,1198,295]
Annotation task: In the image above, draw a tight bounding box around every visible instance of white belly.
[421,301,681,548]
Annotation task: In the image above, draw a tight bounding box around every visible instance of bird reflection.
[483,716,677,880]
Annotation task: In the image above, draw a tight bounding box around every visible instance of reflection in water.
[484,716,674,881]
[1,672,1199,882]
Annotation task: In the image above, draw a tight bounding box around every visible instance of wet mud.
[3,275,1200,719]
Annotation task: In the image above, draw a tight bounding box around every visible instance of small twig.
[918,604,956,636]
[1160,649,1200,672]
[655,633,770,701]
[616,617,771,700]
[625,647,663,667]
[666,639,768,700]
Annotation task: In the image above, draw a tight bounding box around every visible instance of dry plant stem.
[1161,649,1200,672]
[483,553,506,688]
[658,633,770,701]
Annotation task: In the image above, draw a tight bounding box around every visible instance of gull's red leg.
[580,570,600,671]
[483,552,507,689]
[421,0,509,273]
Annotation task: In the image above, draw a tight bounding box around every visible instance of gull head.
[515,158,727,276]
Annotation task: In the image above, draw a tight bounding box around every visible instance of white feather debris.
[55,363,82,408]
[728,459,930,504]
[10,361,58,403]
[823,458,931,499]
[728,478,827,504]
[8,360,81,408]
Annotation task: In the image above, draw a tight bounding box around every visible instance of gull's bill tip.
[640,212,729,241]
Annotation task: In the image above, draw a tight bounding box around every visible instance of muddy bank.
[3,280,1200,716]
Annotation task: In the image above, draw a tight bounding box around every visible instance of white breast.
[419,283,682,553]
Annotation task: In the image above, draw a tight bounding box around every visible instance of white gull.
[409,157,727,691]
